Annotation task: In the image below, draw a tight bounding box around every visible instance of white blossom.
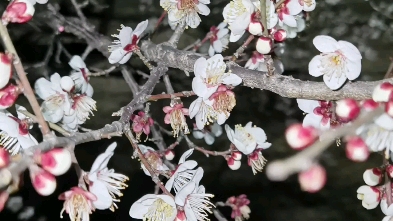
[69,55,93,97]
[297,99,334,130]
[356,185,381,209]
[108,20,148,64]
[308,35,362,90]
[298,0,316,11]
[276,0,303,27]
[245,51,284,74]
[277,13,305,38]
[189,97,223,130]
[160,0,210,29]
[137,144,169,176]
[223,0,256,42]
[129,194,177,221]
[357,114,393,153]
[88,142,128,211]
[208,22,229,57]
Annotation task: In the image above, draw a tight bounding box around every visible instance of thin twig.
[185,136,231,157]
[147,91,195,101]
[0,23,50,136]
[168,22,186,47]
[266,107,385,181]
[260,0,268,36]
[231,35,255,61]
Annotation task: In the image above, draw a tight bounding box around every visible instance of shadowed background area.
[0,0,392,220]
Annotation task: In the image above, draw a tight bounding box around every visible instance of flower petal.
[204,133,215,145]
[296,99,319,113]
[222,73,242,86]
[323,69,347,90]
[179,148,194,164]
[229,32,244,42]
[189,97,202,119]
[345,59,362,81]
[118,26,133,47]
[133,20,149,37]
[194,58,207,78]
[338,40,362,61]
[68,55,86,70]
[118,52,133,64]
[90,180,112,210]
[192,77,209,97]
[313,35,339,53]
[375,114,393,130]
[197,3,210,16]
[108,49,126,64]
[308,55,324,77]
[175,181,196,206]
[302,113,323,129]
[231,12,250,35]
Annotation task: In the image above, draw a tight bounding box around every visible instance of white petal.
[18,135,38,149]
[0,113,21,137]
[212,40,222,53]
[229,32,244,42]
[303,113,323,129]
[296,99,319,113]
[197,3,210,16]
[222,73,242,86]
[383,216,393,221]
[323,70,347,90]
[189,98,202,119]
[338,40,362,61]
[175,182,196,206]
[186,11,201,28]
[34,78,56,100]
[68,55,86,70]
[179,149,194,164]
[90,181,112,210]
[375,114,393,130]
[204,133,215,145]
[86,84,94,97]
[282,14,297,27]
[217,22,227,29]
[195,112,206,130]
[208,45,215,57]
[308,55,324,77]
[249,127,267,144]
[231,13,250,35]
[192,77,209,98]
[287,0,303,15]
[217,28,229,39]
[118,26,133,47]
[118,52,133,64]
[129,195,156,218]
[381,199,393,216]
[194,57,207,78]
[345,59,362,81]
[108,49,126,64]
[313,35,339,53]
[225,124,235,144]
[133,20,149,37]
[216,112,228,125]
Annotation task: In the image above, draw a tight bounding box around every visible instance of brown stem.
[124,129,174,198]
[232,35,255,61]
[384,157,393,206]
[147,91,195,101]
[275,0,286,9]
[185,136,232,157]
[193,33,211,51]
[153,11,167,33]
[0,23,50,135]
[384,57,393,79]
[260,0,268,36]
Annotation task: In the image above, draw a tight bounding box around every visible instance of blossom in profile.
[278,13,306,38]
[130,111,154,141]
[356,185,381,209]
[208,22,229,56]
[160,0,210,29]
[276,0,303,27]
[298,0,316,11]
[2,0,35,24]
[245,51,284,74]
[225,122,271,174]
[137,144,169,176]
[226,194,251,221]
[296,99,335,130]
[129,194,177,221]
[69,55,93,97]
[59,187,97,221]
[192,122,222,145]
[88,142,129,211]
[163,103,190,137]
[308,35,362,90]
[108,20,148,64]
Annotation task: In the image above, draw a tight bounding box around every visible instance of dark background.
[0,0,393,220]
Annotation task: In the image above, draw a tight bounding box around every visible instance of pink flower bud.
[164,150,175,160]
[361,99,379,111]
[298,164,326,193]
[336,99,360,121]
[346,137,369,162]
[30,167,57,196]
[37,148,72,176]
[0,53,12,90]
[0,148,10,169]
[231,151,242,161]
[273,29,287,42]
[363,168,383,186]
[227,157,241,170]
[248,21,263,36]
[372,82,393,102]
[175,211,186,221]
[386,165,393,179]
[60,76,75,93]
[2,0,35,24]
[0,191,9,212]
[385,101,393,118]
[285,124,317,150]
[0,84,21,109]
[58,26,65,32]
[256,37,273,54]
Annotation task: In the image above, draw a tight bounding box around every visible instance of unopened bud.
[346,137,369,162]
[164,150,175,161]
[0,191,9,212]
[362,99,379,111]
[256,37,273,54]
[363,168,383,186]
[336,99,360,121]
[60,76,75,93]
[285,124,318,150]
[0,148,10,169]
[30,166,56,196]
[273,29,287,42]
[227,157,241,170]
[231,151,242,161]
[37,148,72,176]
[372,82,393,102]
[248,21,263,36]
[298,164,326,193]
[0,84,21,109]
[0,53,12,90]
[175,211,186,221]
[2,0,35,24]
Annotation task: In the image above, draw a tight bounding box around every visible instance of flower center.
[211,91,236,118]
[123,35,139,52]
[177,0,198,10]
[313,101,332,126]
[145,151,162,171]
[235,125,255,145]
[299,0,313,7]
[205,62,226,86]
[143,198,174,221]
[170,109,190,137]
[67,194,90,221]
[319,52,347,81]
